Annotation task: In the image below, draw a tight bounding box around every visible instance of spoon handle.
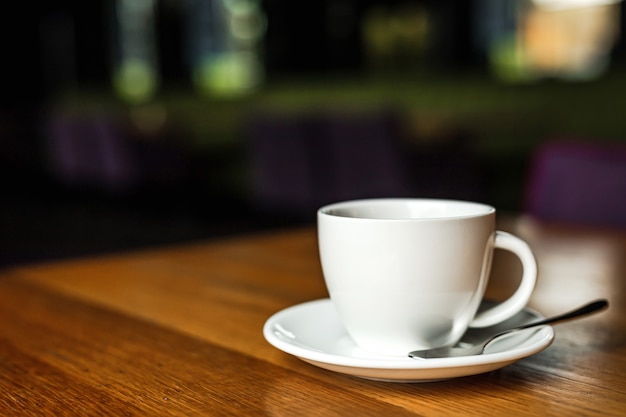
[513,299,608,331]
[485,299,609,347]
[409,299,609,359]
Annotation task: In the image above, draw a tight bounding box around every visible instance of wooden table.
[1,216,624,416]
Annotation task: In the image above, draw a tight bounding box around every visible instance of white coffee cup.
[317,198,537,356]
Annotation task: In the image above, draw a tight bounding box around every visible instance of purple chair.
[524,139,626,228]
[245,110,413,218]
[245,112,321,215]
[322,111,413,202]
[45,114,137,190]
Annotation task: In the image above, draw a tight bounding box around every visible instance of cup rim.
[318,198,495,221]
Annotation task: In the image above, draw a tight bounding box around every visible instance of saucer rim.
[263,298,554,376]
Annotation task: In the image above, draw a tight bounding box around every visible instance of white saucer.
[263,299,554,382]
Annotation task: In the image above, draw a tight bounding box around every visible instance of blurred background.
[2,0,626,266]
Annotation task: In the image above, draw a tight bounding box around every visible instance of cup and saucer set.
[264,199,555,382]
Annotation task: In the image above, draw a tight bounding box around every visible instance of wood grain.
[1,221,625,416]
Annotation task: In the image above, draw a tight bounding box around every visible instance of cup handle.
[469,231,537,328]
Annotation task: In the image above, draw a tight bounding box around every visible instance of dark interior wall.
[2,1,626,267]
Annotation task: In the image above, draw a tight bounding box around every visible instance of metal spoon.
[408,299,609,359]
